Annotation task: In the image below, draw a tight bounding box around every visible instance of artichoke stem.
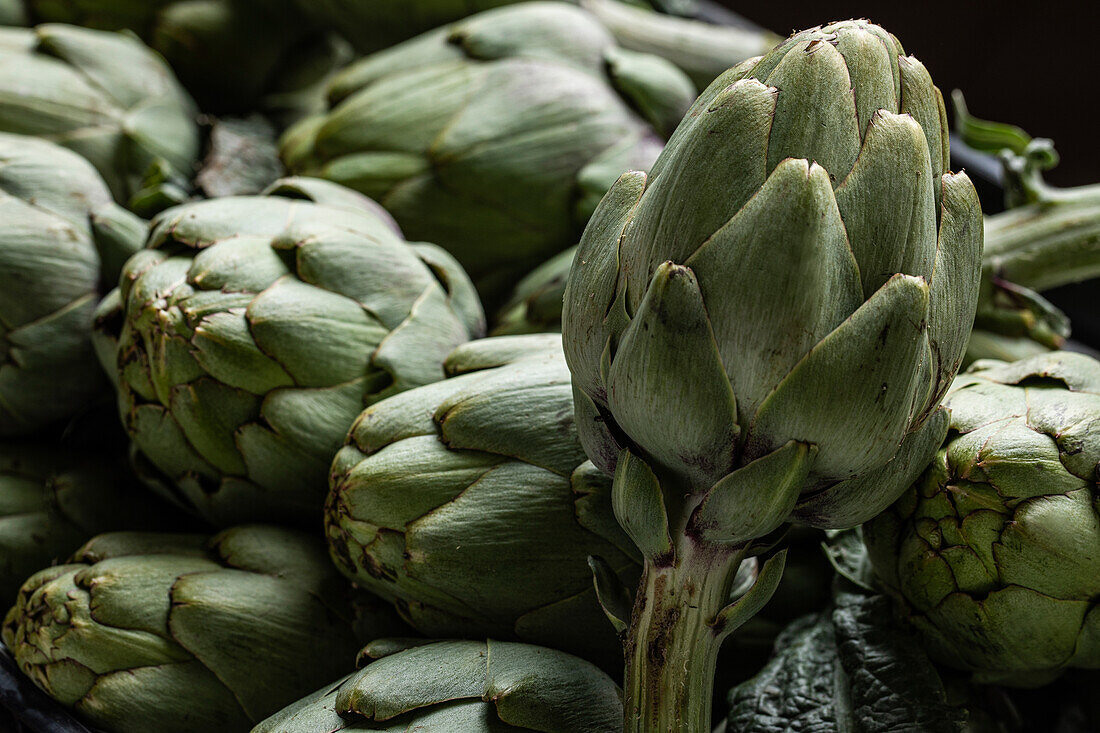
[623,544,745,733]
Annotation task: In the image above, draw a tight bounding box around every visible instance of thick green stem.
[984,197,1100,292]
[623,545,744,733]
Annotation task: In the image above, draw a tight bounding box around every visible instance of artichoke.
[280,2,697,301]
[0,23,200,210]
[864,351,1100,687]
[0,133,145,437]
[252,638,623,733]
[562,20,983,731]
[22,0,345,117]
[0,436,177,603]
[95,177,485,527]
[492,247,574,335]
[325,335,638,667]
[3,525,405,733]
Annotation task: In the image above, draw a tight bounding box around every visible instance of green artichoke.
[0,437,178,603]
[492,247,574,335]
[280,2,697,301]
[0,133,145,436]
[3,525,405,733]
[23,0,345,117]
[325,335,638,667]
[252,639,623,733]
[0,23,200,210]
[562,20,983,731]
[291,0,706,53]
[95,177,485,527]
[578,0,779,90]
[864,351,1100,687]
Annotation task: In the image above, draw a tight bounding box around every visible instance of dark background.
[715,1,1096,188]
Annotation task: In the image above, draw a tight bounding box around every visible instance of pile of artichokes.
[0,2,1097,733]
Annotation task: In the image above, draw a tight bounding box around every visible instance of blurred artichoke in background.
[0,23,200,211]
[3,525,404,733]
[280,2,697,301]
[291,0,701,52]
[578,0,778,90]
[326,335,638,666]
[563,20,983,730]
[864,351,1100,687]
[95,177,485,527]
[253,639,623,733]
[0,133,145,437]
[21,0,347,119]
[0,437,177,603]
[492,247,574,335]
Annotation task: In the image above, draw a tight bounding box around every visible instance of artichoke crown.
[563,20,984,541]
[279,2,696,300]
[0,23,199,206]
[254,638,624,733]
[99,178,485,526]
[864,351,1100,685]
[325,335,637,666]
[1,525,394,732]
[0,133,144,436]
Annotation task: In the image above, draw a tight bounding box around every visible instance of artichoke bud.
[278,3,695,303]
[2,525,402,732]
[325,336,638,668]
[0,23,200,209]
[98,179,485,527]
[253,639,624,733]
[865,351,1100,687]
[0,133,146,436]
[563,19,983,533]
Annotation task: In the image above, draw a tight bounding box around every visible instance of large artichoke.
[280,2,697,301]
[562,20,983,731]
[252,639,623,733]
[0,133,144,436]
[0,23,200,209]
[21,0,344,117]
[2,526,405,733]
[864,351,1100,687]
[325,335,637,667]
[95,177,485,527]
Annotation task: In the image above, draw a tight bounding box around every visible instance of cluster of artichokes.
[1,2,1097,733]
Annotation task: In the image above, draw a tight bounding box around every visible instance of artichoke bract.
[562,20,983,731]
[252,639,623,733]
[864,351,1100,687]
[23,0,344,118]
[325,335,638,667]
[0,23,200,210]
[0,133,145,436]
[0,439,177,603]
[2,526,405,733]
[96,177,485,527]
[492,247,574,335]
[280,2,696,301]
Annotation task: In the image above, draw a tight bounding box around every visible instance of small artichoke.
[23,0,344,117]
[492,247,574,335]
[252,639,623,733]
[96,177,485,527]
[0,23,200,209]
[562,20,983,730]
[0,133,144,436]
[864,351,1100,687]
[325,335,638,666]
[0,437,175,602]
[280,2,697,301]
[3,525,404,733]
